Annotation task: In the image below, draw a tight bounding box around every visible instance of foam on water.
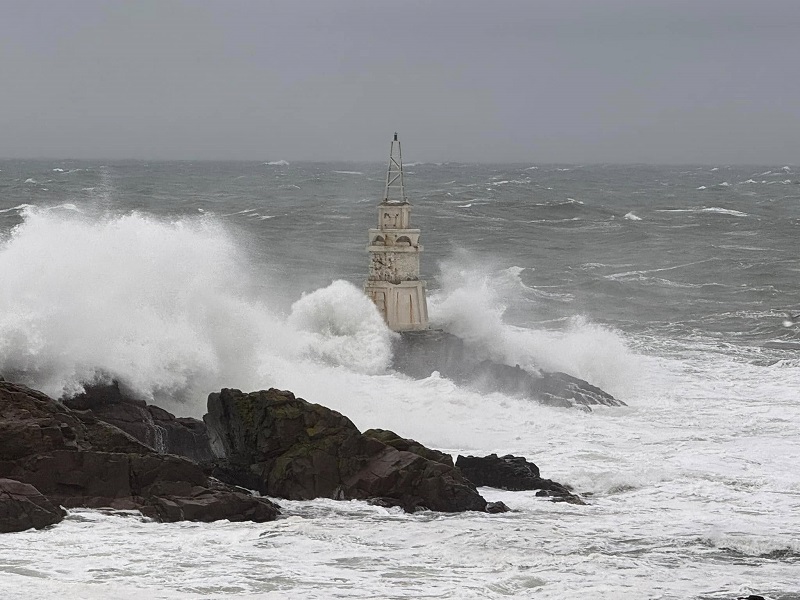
[287,280,395,375]
[2,168,800,598]
[427,253,638,397]
[0,207,295,408]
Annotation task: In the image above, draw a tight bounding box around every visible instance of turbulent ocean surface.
[1,160,799,599]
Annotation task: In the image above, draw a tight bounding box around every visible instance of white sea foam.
[696,185,707,190]
[0,207,296,408]
[287,280,395,375]
[0,203,32,214]
[3,195,800,599]
[427,253,637,396]
[0,208,410,415]
[264,160,289,166]
[701,207,748,217]
[333,170,363,175]
[24,178,37,184]
[623,211,642,221]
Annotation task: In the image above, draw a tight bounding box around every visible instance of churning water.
[1,160,799,599]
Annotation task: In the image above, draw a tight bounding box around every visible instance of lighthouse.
[365,134,429,331]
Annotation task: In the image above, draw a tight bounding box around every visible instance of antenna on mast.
[384,132,405,203]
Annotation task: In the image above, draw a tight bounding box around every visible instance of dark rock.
[456,453,585,504]
[536,490,587,505]
[363,428,454,466]
[0,380,279,526]
[457,453,541,489]
[0,478,65,533]
[63,381,214,463]
[391,329,624,409]
[485,501,511,513]
[204,388,486,513]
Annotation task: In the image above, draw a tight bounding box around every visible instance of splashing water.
[0,207,291,407]
[428,251,639,396]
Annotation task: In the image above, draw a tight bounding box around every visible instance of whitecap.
[743,179,757,184]
[718,181,731,187]
[624,212,642,221]
[0,203,33,214]
[52,168,65,172]
[333,170,363,175]
[24,178,37,184]
[264,160,289,166]
[457,203,473,208]
[701,207,748,217]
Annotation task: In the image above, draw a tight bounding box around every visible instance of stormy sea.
[1,159,799,599]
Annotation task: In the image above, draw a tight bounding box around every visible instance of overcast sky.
[1,0,798,163]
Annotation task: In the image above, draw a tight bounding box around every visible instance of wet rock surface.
[363,428,455,467]
[205,388,487,512]
[0,380,280,526]
[392,329,623,409]
[456,453,586,505]
[0,478,65,533]
[63,381,214,463]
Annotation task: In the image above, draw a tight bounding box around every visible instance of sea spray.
[0,207,293,409]
[0,207,638,423]
[428,252,638,397]
[287,279,395,374]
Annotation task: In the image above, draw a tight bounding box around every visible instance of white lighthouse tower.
[365,134,429,331]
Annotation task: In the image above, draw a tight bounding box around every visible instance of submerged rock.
[0,478,65,533]
[456,454,586,505]
[204,388,487,513]
[63,381,214,463]
[392,329,623,409]
[0,380,279,526]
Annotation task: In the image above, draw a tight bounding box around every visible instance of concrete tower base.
[365,280,428,332]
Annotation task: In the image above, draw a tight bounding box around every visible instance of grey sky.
[1,0,798,163]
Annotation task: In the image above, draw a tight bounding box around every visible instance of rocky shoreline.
[391,330,624,410]
[1,373,588,533]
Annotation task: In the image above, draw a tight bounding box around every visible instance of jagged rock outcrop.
[0,478,65,533]
[456,454,585,505]
[0,380,280,526]
[392,330,623,409]
[63,381,214,463]
[363,428,454,467]
[204,388,487,513]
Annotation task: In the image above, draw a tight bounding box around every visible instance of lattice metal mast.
[384,132,406,203]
